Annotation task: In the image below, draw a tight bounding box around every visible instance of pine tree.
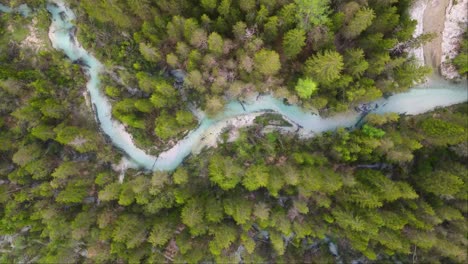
[344,48,369,77]
[208,32,224,55]
[254,49,281,76]
[223,196,253,225]
[342,7,375,39]
[208,224,238,255]
[181,200,204,229]
[295,78,318,99]
[148,218,174,247]
[269,230,285,255]
[283,28,306,58]
[294,0,330,29]
[305,50,344,84]
[242,164,270,191]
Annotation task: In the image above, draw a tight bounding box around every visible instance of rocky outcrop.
[409,0,429,65]
[441,0,468,80]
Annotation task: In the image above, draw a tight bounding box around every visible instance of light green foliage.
[201,0,218,10]
[241,233,256,254]
[453,53,468,75]
[54,126,98,153]
[209,154,242,190]
[208,32,224,55]
[31,125,56,141]
[99,182,121,201]
[254,49,281,76]
[305,50,344,84]
[283,28,306,58]
[344,48,369,77]
[153,80,178,107]
[118,183,135,205]
[278,3,297,29]
[148,218,174,246]
[135,72,157,93]
[80,1,134,29]
[112,214,146,249]
[166,53,178,67]
[256,5,269,25]
[420,117,465,146]
[239,0,256,12]
[342,7,375,39]
[205,200,224,223]
[365,113,399,126]
[394,61,431,90]
[183,18,200,42]
[253,202,270,221]
[205,96,225,117]
[134,99,153,113]
[56,180,89,204]
[223,197,253,225]
[294,0,330,29]
[217,0,231,17]
[264,16,279,42]
[139,42,161,63]
[190,29,208,49]
[173,167,189,185]
[361,124,385,138]
[105,86,121,97]
[418,171,463,196]
[242,164,270,191]
[208,225,237,255]
[295,78,318,99]
[452,33,468,75]
[176,110,194,126]
[270,231,285,255]
[181,200,204,229]
[40,99,67,119]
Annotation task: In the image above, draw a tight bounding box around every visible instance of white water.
[3,2,468,172]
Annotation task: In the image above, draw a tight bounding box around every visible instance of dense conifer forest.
[0,0,467,263]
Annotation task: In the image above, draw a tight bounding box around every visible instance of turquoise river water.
[2,2,467,171]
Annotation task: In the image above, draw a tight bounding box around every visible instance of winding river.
[3,2,468,171]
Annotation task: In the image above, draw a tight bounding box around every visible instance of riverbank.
[411,0,467,79]
[441,0,468,80]
[43,2,468,172]
[422,0,451,70]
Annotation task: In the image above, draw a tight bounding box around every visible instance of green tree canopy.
[305,50,344,84]
[254,49,281,76]
[283,28,306,58]
[342,7,375,39]
[295,0,330,29]
[295,78,318,99]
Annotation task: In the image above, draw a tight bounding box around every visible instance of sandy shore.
[411,0,467,79]
[192,113,264,153]
[423,0,451,71]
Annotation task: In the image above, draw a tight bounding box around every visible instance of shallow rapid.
[5,2,468,171]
